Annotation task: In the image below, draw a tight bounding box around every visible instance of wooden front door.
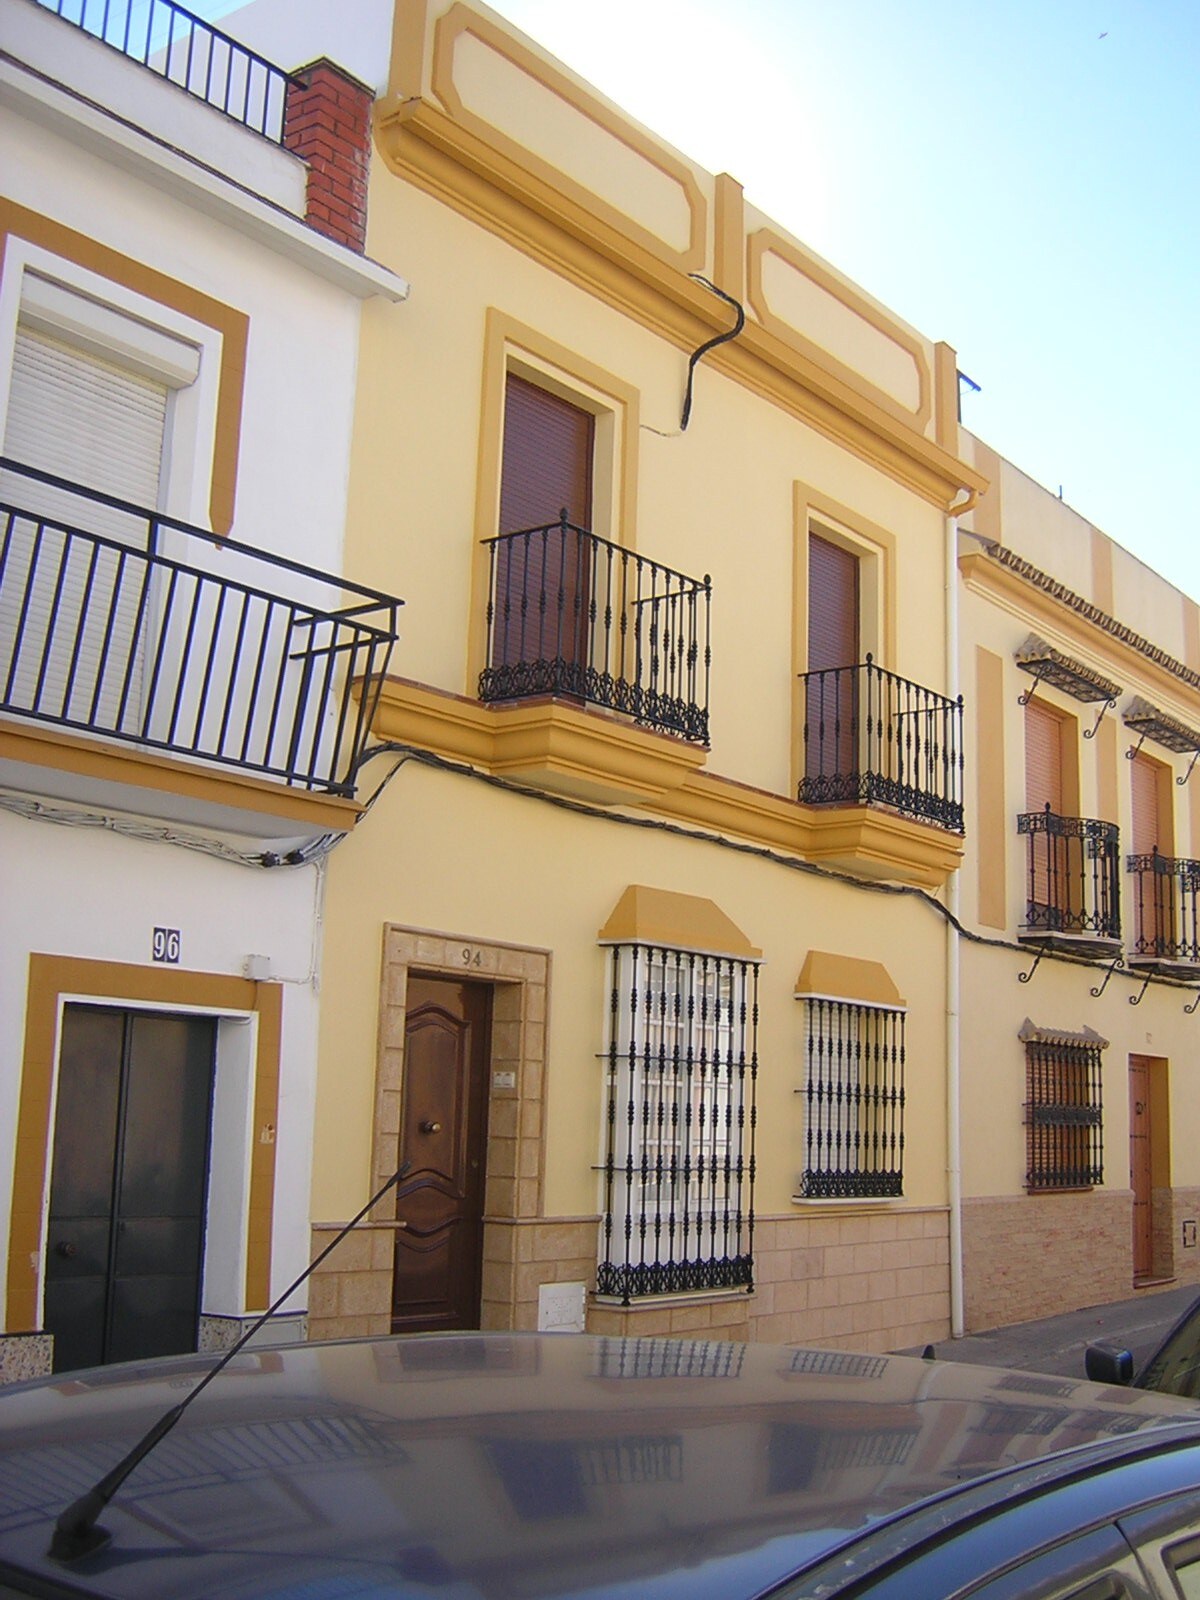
[806,532,859,791]
[391,976,492,1333]
[1129,1056,1153,1281]
[44,1006,216,1374]
[493,373,595,686]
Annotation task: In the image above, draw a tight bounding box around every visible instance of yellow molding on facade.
[8,956,280,1332]
[0,198,247,536]
[713,173,745,304]
[599,885,761,959]
[428,3,708,274]
[372,677,706,804]
[372,677,963,887]
[960,549,1200,720]
[0,719,362,833]
[934,342,959,456]
[746,227,932,433]
[795,950,904,1007]
[373,104,987,514]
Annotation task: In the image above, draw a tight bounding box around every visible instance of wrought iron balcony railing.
[797,656,964,832]
[35,0,294,143]
[479,514,711,745]
[1018,806,1121,942]
[1127,849,1200,966]
[0,459,401,797]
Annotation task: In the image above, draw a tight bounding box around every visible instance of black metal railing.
[1127,850,1200,964]
[1025,1034,1104,1190]
[36,0,293,142]
[1018,806,1121,941]
[598,944,757,1304]
[797,656,964,832]
[479,515,711,745]
[798,997,905,1200]
[0,459,401,796]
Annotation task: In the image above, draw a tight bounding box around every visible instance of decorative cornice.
[986,543,1200,694]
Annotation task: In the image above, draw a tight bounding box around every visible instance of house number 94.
[461,947,482,968]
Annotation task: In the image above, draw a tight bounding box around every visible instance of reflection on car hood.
[0,1333,1197,1600]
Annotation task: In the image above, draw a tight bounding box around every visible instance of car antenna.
[49,1161,411,1564]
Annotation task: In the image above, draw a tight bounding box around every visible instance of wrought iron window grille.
[0,458,401,796]
[796,996,906,1201]
[1017,805,1122,943]
[797,655,964,832]
[480,515,711,745]
[1020,1021,1105,1190]
[598,943,758,1305]
[35,0,294,143]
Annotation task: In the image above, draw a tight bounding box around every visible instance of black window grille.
[799,998,905,1199]
[598,945,758,1304]
[1024,1032,1104,1190]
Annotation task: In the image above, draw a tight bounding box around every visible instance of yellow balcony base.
[802,804,964,887]
[372,678,706,806]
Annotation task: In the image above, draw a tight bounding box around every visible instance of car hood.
[1,1333,1198,1600]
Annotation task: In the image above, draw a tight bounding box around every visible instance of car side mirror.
[1085,1342,1135,1386]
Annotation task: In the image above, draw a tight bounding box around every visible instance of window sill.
[590,1287,752,1311]
[791,1195,905,1208]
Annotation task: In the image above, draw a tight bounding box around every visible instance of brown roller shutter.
[1024,702,1064,814]
[1130,754,1163,856]
[1130,754,1170,954]
[493,375,595,681]
[805,533,859,790]
[807,533,858,673]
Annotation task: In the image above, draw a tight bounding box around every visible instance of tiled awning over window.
[1014,635,1121,705]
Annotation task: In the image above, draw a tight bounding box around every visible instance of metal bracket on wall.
[1179,750,1200,787]
[1185,989,1200,1016]
[1017,945,1049,985]
[1128,974,1152,1007]
[1083,696,1117,740]
[1017,666,1046,710]
[1089,956,1124,998]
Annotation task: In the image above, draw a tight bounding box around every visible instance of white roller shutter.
[1,326,168,730]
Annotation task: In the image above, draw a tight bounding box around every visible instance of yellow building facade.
[309,0,988,1352]
[956,439,1200,1330]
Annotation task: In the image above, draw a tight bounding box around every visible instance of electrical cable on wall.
[641,273,746,438]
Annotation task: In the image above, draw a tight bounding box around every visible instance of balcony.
[1126,850,1200,976]
[479,516,711,746]
[34,0,293,142]
[1017,806,1121,954]
[0,460,401,814]
[797,657,964,833]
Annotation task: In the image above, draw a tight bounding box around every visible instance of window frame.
[796,992,907,1201]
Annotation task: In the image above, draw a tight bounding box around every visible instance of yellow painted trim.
[599,885,760,958]
[468,307,641,690]
[374,676,704,805]
[1090,526,1115,618]
[975,646,1007,929]
[373,106,988,514]
[0,200,247,536]
[961,549,1200,723]
[791,484,897,797]
[795,951,903,1007]
[428,4,707,274]
[713,174,745,303]
[373,677,962,890]
[746,227,931,432]
[0,719,362,833]
[7,957,280,1332]
[1096,714,1120,830]
[934,342,958,456]
[386,0,428,106]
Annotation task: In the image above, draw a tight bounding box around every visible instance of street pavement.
[900,1282,1198,1378]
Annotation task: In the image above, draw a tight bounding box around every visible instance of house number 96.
[153,927,181,964]
[461,947,482,968]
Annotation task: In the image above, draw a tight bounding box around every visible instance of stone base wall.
[962,1190,1131,1331]
[587,1207,951,1353]
[1169,1188,1200,1284]
[198,1311,306,1351]
[305,1221,398,1343]
[0,1332,52,1385]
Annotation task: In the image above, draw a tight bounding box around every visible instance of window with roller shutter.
[804,531,859,790]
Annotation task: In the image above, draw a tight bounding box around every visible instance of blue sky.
[204,1,1199,602]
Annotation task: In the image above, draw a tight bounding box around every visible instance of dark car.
[2,1332,1200,1599]
[1087,1291,1200,1398]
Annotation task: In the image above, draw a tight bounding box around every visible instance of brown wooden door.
[1129,1056,1153,1281]
[391,976,491,1333]
[806,532,859,789]
[493,374,594,683]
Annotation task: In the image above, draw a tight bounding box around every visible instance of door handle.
[55,1240,77,1260]
[419,1120,442,1134]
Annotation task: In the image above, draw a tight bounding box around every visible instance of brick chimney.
[283,59,373,254]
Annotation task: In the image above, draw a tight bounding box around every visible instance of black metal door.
[44,1006,217,1373]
